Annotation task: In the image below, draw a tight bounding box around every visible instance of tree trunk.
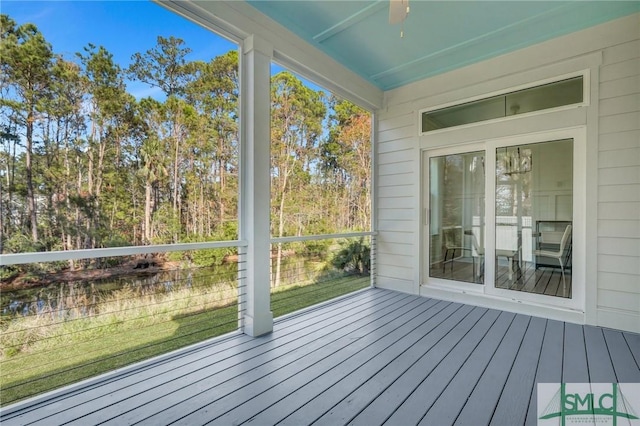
[3,133,17,251]
[144,180,152,244]
[172,122,180,243]
[26,109,38,242]
[0,179,4,253]
[273,169,289,288]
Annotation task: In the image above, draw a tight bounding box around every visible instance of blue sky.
[2,0,237,99]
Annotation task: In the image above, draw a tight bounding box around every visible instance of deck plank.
[451,314,531,426]
[245,300,456,426]
[272,302,465,426]
[584,325,618,382]
[624,331,640,366]
[196,297,443,425]
[563,322,590,383]
[489,316,546,426]
[263,303,475,426]
[308,304,478,426]
[524,319,563,426]
[1,288,638,426]
[603,328,640,382]
[345,307,490,426]
[415,311,516,426]
[383,308,503,426]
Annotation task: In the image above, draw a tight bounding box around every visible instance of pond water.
[1,265,233,317]
[1,256,326,317]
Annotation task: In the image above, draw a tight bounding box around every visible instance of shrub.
[330,237,370,275]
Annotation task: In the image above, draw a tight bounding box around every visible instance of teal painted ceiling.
[246,1,639,90]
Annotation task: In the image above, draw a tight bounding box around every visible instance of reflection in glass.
[429,151,485,284]
[422,76,583,132]
[422,97,504,132]
[506,78,583,116]
[494,139,573,298]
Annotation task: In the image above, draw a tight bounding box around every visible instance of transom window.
[421,76,584,133]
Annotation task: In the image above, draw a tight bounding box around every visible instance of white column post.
[239,35,273,337]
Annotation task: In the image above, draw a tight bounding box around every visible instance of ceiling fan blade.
[389,0,409,25]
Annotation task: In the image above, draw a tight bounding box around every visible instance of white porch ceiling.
[245,1,639,91]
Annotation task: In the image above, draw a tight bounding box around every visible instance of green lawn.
[0,275,369,405]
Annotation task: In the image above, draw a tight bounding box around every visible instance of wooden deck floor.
[1,288,638,426]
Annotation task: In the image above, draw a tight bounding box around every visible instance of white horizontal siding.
[596,32,640,328]
[600,75,640,99]
[597,289,640,313]
[378,103,415,121]
[598,237,640,256]
[377,208,415,221]
[599,130,640,151]
[598,220,640,238]
[377,219,413,233]
[600,57,640,82]
[376,107,418,294]
[598,271,640,293]
[599,94,639,117]
[597,184,640,202]
[374,276,414,293]
[377,112,413,132]
[378,196,414,209]
[598,254,640,275]
[377,185,413,198]
[598,147,640,168]
[376,264,413,281]
[378,138,416,153]
[598,202,640,220]
[602,39,640,65]
[599,112,640,134]
[599,166,640,185]
[378,126,415,143]
[376,172,413,187]
[377,241,415,256]
[378,148,415,165]
[378,161,415,176]
[375,253,413,269]
[376,231,414,245]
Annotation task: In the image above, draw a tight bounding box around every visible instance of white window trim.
[420,127,587,318]
[417,70,590,137]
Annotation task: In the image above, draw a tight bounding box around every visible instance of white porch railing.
[0,232,375,404]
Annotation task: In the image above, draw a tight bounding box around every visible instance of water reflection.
[1,265,236,319]
[1,255,325,318]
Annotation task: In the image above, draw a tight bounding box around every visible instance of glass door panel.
[494,139,573,298]
[429,151,485,284]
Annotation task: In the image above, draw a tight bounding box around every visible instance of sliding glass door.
[493,139,573,298]
[424,132,581,308]
[427,148,485,285]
